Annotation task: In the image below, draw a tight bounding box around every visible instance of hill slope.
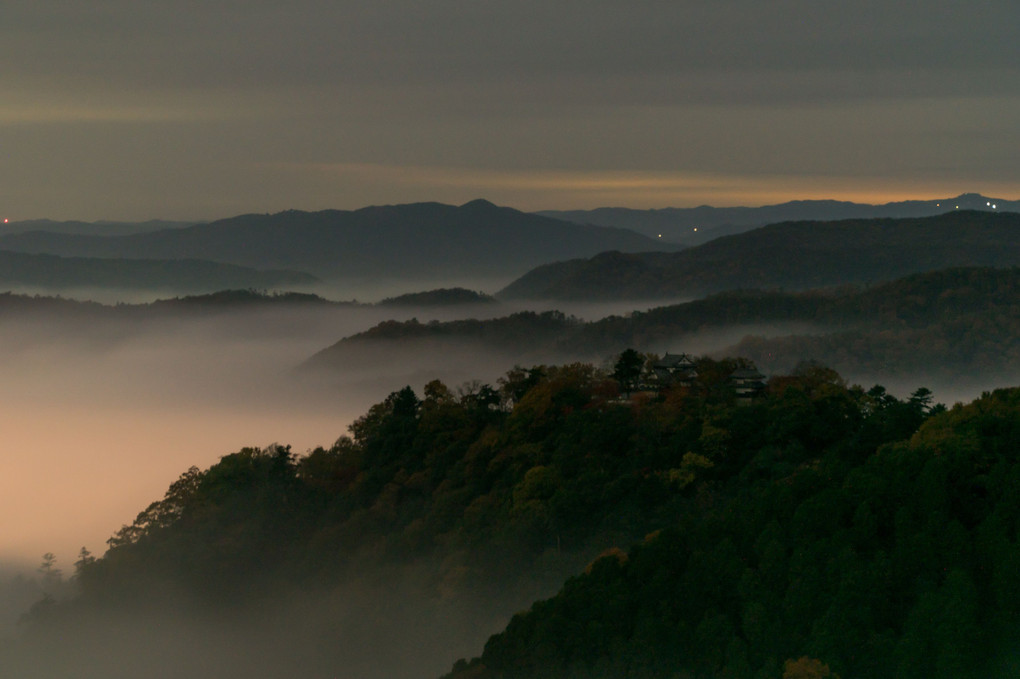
[308,266,1020,391]
[498,211,1020,300]
[8,358,961,679]
[445,385,1020,679]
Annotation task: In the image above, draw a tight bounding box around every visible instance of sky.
[1,0,1017,221]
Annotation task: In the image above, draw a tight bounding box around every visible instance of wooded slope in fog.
[13,354,1019,679]
[312,266,1020,384]
[11,357,946,675]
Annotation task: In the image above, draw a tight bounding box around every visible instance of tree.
[390,385,421,419]
[612,348,645,395]
[423,378,455,406]
[73,547,96,578]
[783,656,839,679]
[37,552,62,595]
[38,552,61,581]
[499,365,545,406]
[909,387,937,414]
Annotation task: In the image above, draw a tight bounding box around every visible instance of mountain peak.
[459,198,500,211]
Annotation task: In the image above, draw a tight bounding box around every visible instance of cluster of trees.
[70,357,909,605]
[445,381,1020,679]
[17,353,1019,678]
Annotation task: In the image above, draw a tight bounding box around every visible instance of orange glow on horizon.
[277,161,1015,211]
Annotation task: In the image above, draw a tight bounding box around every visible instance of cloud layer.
[0,1,1017,218]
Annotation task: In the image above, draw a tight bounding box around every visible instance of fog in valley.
[0,277,716,677]
[0,283,993,570]
[0,281,508,569]
[2,567,518,679]
[0,284,546,678]
[0,279,1011,679]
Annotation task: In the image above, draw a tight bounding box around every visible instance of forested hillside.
[5,355,978,678]
[311,266,1020,387]
[445,385,1020,679]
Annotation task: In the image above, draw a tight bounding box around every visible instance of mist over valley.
[2,199,1020,679]
[0,281,687,570]
[4,0,1018,672]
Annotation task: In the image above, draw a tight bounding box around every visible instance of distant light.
[993,204,997,209]
[693,227,698,232]
[956,205,960,209]
[987,202,992,206]
[658,234,662,238]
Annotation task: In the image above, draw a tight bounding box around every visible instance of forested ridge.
[314,266,1020,382]
[11,352,1018,678]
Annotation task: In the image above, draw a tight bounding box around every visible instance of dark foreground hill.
[6,356,1018,679]
[0,200,670,281]
[443,384,1020,679]
[498,210,1020,301]
[538,192,1019,245]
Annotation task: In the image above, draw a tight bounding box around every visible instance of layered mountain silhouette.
[0,219,197,238]
[0,250,316,293]
[0,200,669,281]
[538,192,1018,245]
[498,210,1020,300]
[303,265,1020,391]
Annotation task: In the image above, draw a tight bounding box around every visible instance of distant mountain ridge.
[538,192,1019,245]
[378,288,498,306]
[0,200,671,281]
[499,210,1020,300]
[0,250,316,293]
[0,219,198,238]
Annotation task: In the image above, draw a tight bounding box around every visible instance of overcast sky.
[1,0,1017,220]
